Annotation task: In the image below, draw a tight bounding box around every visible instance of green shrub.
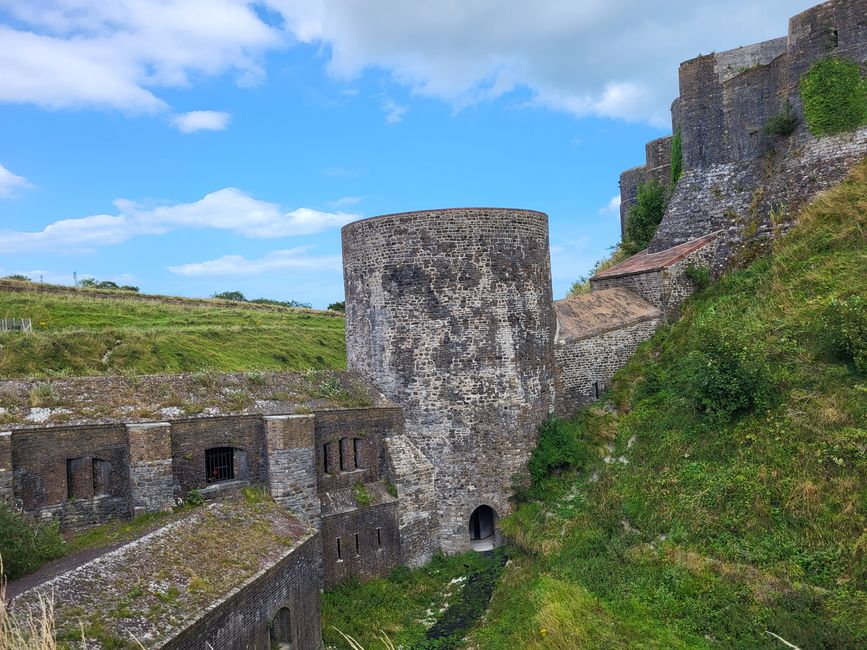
[764,101,800,137]
[328,301,345,312]
[820,295,866,372]
[527,417,592,486]
[353,481,373,506]
[684,264,711,290]
[800,57,867,136]
[0,499,65,580]
[677,323,772,422]
[623,180,668,256]
[185,489,204,507]
[670,128,683,186]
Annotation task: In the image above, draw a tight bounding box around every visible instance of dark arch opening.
[468,505,499,551]
[270,606,292,648]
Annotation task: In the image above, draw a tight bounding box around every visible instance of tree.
[328,301,345,312]
[623,180,668,256]
[213,291,247,302]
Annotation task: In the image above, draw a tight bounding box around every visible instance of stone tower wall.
[342,208,556,554]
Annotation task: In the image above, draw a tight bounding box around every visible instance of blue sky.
[0,1,814,308]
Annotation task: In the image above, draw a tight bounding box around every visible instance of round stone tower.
[342,208,556,554]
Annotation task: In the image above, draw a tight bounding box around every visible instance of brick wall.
[264,415,320,525]
[0,432,12,499]
[170,416,266,495]
[162,532,323,650]
[314,408,402,492]
[321,499,401,586]
[11,424,130,528]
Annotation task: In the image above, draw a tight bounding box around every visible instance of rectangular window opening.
[205,447,235,483]
[336,537,342,560]
[353,438,363,470]
[376,527,382,549]
[354,532,360,556]
[593,381,600,400]
[339,438,347,472]
[92,458,111,495]
[323,443,331,475]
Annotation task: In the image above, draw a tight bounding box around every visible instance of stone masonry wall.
[343,208,556,554]
[591,270,664,311]
[555,318,660,415]
[127,422,174,517]
[385,434,438,567]
[162,532,323,650]
[0,432,12,500]
[264,414,320,526]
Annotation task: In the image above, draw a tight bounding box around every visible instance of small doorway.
[468,505,498,552]
[270,607,292,649]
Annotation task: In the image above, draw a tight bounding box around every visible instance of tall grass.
[0,558,57,650]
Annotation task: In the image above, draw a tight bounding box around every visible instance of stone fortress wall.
[8,2,867,647]
[622,0,867,270]
[342,208,557,555]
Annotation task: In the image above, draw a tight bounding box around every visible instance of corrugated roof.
[592,231,721,280]
[554,288,660,342]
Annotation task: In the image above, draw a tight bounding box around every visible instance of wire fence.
[0,318,32,334]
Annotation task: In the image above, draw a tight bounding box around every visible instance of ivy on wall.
[800,56,867,136]
[670,128,683,186]
[623,180,669,255]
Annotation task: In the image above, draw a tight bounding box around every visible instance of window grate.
[205,447,235,483]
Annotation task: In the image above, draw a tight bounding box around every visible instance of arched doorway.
[270,607,292,649]
[468,505,498,551]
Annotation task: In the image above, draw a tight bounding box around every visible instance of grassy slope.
[0,291,345,376]
[471,161,867,648]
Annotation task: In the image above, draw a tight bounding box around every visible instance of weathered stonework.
[0,431,12,500]
[264,415,319,525]
[385,434,438,566]
[343,208,557,554]
[127,422,175,517]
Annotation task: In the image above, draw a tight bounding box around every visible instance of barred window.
[205,447,235,483]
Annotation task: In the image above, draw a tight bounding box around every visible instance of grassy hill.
[323,160,866,648]
[0,287,345,376]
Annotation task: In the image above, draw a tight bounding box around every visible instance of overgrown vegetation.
[78,278,139,292]
[469,159,867,648]
[322,551,503,649]
[684,263,711,289]
[800,56,867,136]
[0,290,345,376]
[211,290,311,309]
[763,101,800,137]
[622,180,669,255]
[0,500,65,581]
[670,128,683,186]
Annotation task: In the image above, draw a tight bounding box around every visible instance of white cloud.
[170,110,231,133]
[0,188,359,253]
[167,247,341,277]
[272,0,814,125]
[0,163,34,198]
[0,1,284,112]
[599,194,620,215]
[381,98,407,124]
[0,1,816,124]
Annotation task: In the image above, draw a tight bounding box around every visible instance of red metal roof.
[592,231,721,280]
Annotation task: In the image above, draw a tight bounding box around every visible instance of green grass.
[470,159,867,649]
[327,160,867,648]
[0,290,345,376]
[322,552,497,649]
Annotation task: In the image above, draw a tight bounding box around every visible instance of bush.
[0,500,65,580]
[328,301,345,312]
[527,417,592,486]
[185,489,204,507]
[764,101,800,137]
[2,274,31,282]
[212,290,246,302]
[623,180,669,255]
[670,128,683,186]
[677,323,772,422]
[685,264,711,290]
[800,57,867,136]
[820,295,866,372]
